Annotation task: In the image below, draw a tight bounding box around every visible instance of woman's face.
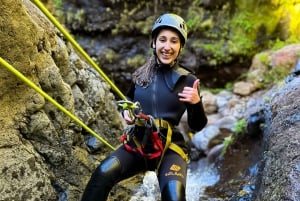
[153,28,181,65]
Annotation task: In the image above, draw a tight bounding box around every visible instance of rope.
[31,0,127,101]
[0,57,116,151]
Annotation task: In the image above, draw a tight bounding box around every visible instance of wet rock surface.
[0,0,300,200]
[256,77,300,201]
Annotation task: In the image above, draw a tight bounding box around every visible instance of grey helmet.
[151,13,188,46]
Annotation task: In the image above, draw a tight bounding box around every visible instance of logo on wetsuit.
[165,164,184,178]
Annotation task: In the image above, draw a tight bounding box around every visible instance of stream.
[129,158,219,201]
[129,133,263,201]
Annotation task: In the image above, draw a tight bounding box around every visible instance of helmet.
[151,13,187,46]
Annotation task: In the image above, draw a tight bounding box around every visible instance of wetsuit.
[81,62,207,201]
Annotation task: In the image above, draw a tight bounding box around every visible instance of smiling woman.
[153,29,182,65]
[81,13,208,201]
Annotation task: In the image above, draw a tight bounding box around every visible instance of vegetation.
[55,0,300,91]
[126,55,146,68]
[59,0,300,68]
[261,65,291,87]
[208,82,233,94]
[222,118,247,156]
[104,49,120,64]
[233,119,247,134]
[53,0,64,21]
[186,0,300,66]
[53,0,62,9]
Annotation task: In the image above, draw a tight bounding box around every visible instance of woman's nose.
[163,41,171,50]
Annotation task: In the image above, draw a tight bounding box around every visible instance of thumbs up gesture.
[178,79,201,104]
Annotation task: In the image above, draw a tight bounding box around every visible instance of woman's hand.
[178,79,201,104]
[123,110,135,125]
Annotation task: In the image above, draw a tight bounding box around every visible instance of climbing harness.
[117,100,188,163]
[118,100,164,159]
[120,116,164,159]
[0,57,115,151]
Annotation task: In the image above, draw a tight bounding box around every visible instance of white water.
[130,158,219,201]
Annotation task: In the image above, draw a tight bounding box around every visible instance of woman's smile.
[154,28,181,65]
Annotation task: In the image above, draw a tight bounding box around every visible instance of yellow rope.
[31,0,127,101]
[0,57,116,150]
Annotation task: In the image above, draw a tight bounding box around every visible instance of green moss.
[126,55,146,68]
[250,62,292,89]
[57,0,300,69]
[186,15,202,32]
[207,82,233,94]
[188,0,300,67]
[185,0,205,32]
[53,0,62,9]
[233,0,300,49]
[258,52,270,66]
[263,65,291,85]
[271,38,299,51]
[192,39,232,66]
[111,2,154,36]
[209,88,224,94]
[225,82,234,89]
[105,49,119,64]
[66,9,85,26]
[226,12,261,56]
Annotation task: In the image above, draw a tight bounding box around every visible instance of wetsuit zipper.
[152,67,158,118]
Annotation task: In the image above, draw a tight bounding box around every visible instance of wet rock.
[189,146,207,161]
[192,125,220,151]
[0,1,123,200]
[233,81,257,96]
[216,90,232,113]
[207,144,224,163]
[286,59,300,83]
[270,44,300,70]
[202,91,218,114]
[256,77,300,200]
[215,116,237,132]
[246,111,265,137]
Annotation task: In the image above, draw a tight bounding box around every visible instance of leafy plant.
[221,135,234,156]
[233,118,247,134]
[221,119,247,156]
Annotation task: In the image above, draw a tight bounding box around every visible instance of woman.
[81,13,207,201]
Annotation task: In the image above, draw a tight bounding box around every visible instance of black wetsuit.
[81,63,207,201]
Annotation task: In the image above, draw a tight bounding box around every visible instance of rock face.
[1,0,300,201]
[0,0,123,200]
[256,77,300,200]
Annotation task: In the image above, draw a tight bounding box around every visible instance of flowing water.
[129,132,263,201]
[129,158,220,201]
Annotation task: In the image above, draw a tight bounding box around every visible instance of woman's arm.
[186,100,207,131]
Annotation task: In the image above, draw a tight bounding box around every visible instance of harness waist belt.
[135,118,172,130]
[154,119,173,129]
